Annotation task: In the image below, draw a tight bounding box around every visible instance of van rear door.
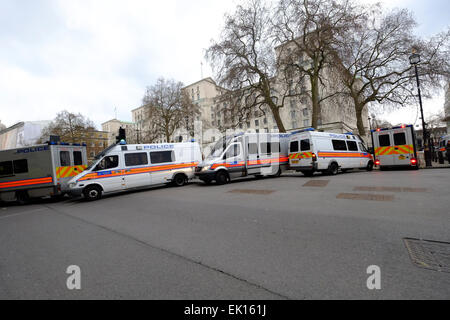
[392,128,414,166]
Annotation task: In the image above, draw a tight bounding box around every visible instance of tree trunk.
[355,104,366,137]
[310,74,320,129]
[271,106,286,133]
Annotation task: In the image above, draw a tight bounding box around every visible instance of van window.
[13,159,28,174]
[394,133,406,146]
[270,142,280,154]
[332,140,347,151]
[300,139,311,151]
[290,141,299,153]
[125,153,148,167]
[150,151,174,164]
[346,141,358,151]
[73,151,83,165]
[60,151,71,166]
[359,143,368,153]
[248,143,258,155]
[379,135,391,147]
[225,144,241,159]
[95,155,119,171]
[0,161,13,176]
[260,143,271,154]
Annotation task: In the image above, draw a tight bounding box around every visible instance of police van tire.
[366,161,374,172]
[272,168,282,177]
[215,171,229,185]
[328,163,339,175]
[173,174,187,187]
[83,185,102,201]
[16,191,30,205]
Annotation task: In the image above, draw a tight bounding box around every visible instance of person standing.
[446,141,450,164]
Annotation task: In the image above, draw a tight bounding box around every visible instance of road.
[0,169,449,299]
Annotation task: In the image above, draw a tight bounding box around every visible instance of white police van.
[195,133,291,184]
[371,124,419,170]
[438,134,449,158]
[68,142,202,201]
[288,129,373,176]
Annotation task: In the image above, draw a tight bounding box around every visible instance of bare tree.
[142,78,200,142]
[274,0,361,129]
[333,5,450,136]
[40,110,95,143]
[206,0,301,133]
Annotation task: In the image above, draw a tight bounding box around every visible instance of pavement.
[0,168,449,300]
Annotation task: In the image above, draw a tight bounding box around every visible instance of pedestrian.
[446,141,450,164]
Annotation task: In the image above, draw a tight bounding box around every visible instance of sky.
[0,0,448,129]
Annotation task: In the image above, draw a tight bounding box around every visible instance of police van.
[438,134,449,158]
[371,124,419,170]
[195,133,291,184]
[68,142,202,201]
[288,129,373,176]
[0,143,88,203]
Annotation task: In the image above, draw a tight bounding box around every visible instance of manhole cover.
[228,189,276,195]
[336,193,394,202]
[404,238,450,273]
[354,186,428,193]
[303,180,330,187]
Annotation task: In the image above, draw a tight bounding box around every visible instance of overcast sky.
[0,0,448,129]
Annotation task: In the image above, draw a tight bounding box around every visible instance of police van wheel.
[16,191,30,205]
[216,171,229,185]
[272,169,282,177]
[173,174,187,187]
[83,185,102,201]
[366,161,374,172]
[328,163,339,175]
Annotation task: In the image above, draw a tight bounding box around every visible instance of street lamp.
[409,51,432,167]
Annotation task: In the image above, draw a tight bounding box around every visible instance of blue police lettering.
[16,146,49,154]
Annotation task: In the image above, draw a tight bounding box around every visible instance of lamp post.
[409,51,432,167]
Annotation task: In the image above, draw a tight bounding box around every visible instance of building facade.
[101,119,135,146]
[0,120,51,150]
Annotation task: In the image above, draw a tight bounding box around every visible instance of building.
[0,120,51,150]
[81,130,109,162]
[0,120,5,131]
[101,119,135,146]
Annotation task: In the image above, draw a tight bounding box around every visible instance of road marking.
[354,186,428,193]
[0,208,46,220]
[336,193,394,202]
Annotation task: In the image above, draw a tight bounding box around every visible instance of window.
[270,143,280,154]
[378,135,391,147]
[0,161,13,176]
[255,119,259,127]
[332,140,347,151]
[60,151,71,167]
[13,159,28,174]
[95,155,119,171]
[260,143,271,154]
[74,151,83,165]
[346,140,358,151]
[248,143,258,155]
[150,151,174,164]
[125,153,148,167]
[225,144,241,159]
[290,141,299,153]
[303,119,309,127]
[359,143,368,153]
[300,139,311,151]
[303,108,309,116]
[394,133,406,146]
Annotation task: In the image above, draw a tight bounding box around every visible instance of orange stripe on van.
[0,177,53,189]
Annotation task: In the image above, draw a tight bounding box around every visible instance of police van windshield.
[207,137,232,159]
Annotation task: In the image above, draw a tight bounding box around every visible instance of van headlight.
[202,166,211,171]
[69,182,77,188]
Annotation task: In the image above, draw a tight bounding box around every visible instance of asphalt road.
[0,168,449,299]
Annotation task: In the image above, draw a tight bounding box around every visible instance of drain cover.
[404,238,450,273]
[354,186,428,193]
[303,180,329,187]
[228,189,276,195]
[336,193,394,201]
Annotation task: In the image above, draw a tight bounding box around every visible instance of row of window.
[290,139,366,152]
[0,159,29,176]
[95,151,175,171]
[60,151,84,167]
[378,133,407,147]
